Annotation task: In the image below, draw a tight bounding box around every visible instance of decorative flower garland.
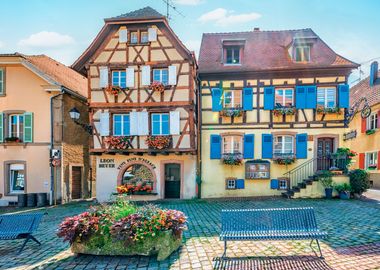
[104,136,132,150]
[145,135,172,149]
[273,106,296,117]
[220,106,243,117]
[273,155,296,165]
[221,153,243,166]
[316,105,341,115]
[149,81,165,93]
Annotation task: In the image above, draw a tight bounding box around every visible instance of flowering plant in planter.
[368,164,378,170]
[104,136,132,150]
[149,81,166,93]
[106,85,127,96]
[220,106,243,117]
[316,105,341,115]
[4,137,22,143]
[116,181,153,195]
[273,154,296,165]
[273,106,296,117]
[366,129,376,135]
[145,135,172,149]
[221,153,243,166]
[57,200,187,261]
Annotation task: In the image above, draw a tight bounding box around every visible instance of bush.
[317,170,333,188]
[334,183,352,193]
[349,169,370,194]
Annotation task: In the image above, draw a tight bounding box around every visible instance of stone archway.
[117,161,157,191]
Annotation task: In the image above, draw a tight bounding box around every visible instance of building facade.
[72,7,198,202]
[198,29,358,198]
[345,61,380,188]
[0,53,91,205]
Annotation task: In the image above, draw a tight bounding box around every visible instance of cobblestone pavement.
[0,198,380,270]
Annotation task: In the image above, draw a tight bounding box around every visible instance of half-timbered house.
[198,28,358,198]
[72,7,198,202]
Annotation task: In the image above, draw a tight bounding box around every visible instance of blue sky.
[1,0,379,83]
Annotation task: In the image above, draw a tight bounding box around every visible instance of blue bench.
[220,207,327,258]
[0,212,44,253]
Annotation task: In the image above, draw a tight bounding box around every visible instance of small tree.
[349,169,370,194]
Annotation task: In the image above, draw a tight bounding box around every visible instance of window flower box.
[4,137,22,143]
[116,181,154,195]
[273,106,296,117]
[368,165,377,170]
[220,106,243,117]
[146,135,172,149]
[366,129,376,135]
[221,153,243,166]
[149,81,166,93]
[104,136,132,150]
[106,85,127,96]
[57,200,187,261]
[316,105,341,115]
[273,154,296,165]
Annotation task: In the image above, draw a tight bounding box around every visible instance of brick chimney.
[370,61,378,86]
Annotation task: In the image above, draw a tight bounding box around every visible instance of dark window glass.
[225,47,240,64]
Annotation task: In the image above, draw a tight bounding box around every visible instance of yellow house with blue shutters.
[198,28,358,198]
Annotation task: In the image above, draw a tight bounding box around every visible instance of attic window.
[294,45,310,62]
[224,46,241,65]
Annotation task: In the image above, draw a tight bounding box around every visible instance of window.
[8,114,24,139]
[153,68,168,85]
[0,68,4,95]
[294,46,310,62]
[223,135,242,154]
[279,179,288,190]
[226,179,236,190]
[113,114,130,136]
[274,135,294,155]
[225,47,240,64]
[112,71,126,88]
[367,113,378,131]
[275,89,294,106]
[223,90,242,108]
[9,164,25,194]
[317,87,336,108]
[130,32,138,44]
[151,113,169,135]
[366,152,378,169]
[141,31,149,43]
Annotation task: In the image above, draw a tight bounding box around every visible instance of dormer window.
[225,46,240,65]
[294,45,310,62]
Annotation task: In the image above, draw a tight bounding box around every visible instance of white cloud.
[18,31,75,48]
[198,8,261,26]
[184,39,201,58]
[173,0,203,5]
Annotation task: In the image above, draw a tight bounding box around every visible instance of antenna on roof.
[161,0,185,20]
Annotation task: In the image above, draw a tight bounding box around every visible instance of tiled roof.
[198,28,359,74]
[350,71,380,108]
[22,54,87,98]
[105,6,164,21]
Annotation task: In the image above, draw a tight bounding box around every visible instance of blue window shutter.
[210,134,221,159]
[243,134,254,159]
[211,88,222,112]
[305,85,317,109]
[270,179,279,189]
[338,84,349,108]
[243,87,253,111]
[295,86,306,109]
[264,87,274,110]
[296,133,308,159]
[262,134,273,159]
[236,179,245,189]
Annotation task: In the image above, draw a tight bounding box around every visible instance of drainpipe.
[50,92,63,205]
[196,72,202,199]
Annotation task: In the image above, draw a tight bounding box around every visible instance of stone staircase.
[281,175,319,198]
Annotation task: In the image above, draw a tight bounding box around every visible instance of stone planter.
[71,230,182,261]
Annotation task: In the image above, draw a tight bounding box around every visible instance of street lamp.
[69,107,93,134]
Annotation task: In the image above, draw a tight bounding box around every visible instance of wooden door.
[317,138,334,171]
[164,164,181,199]
[71,166,82,199]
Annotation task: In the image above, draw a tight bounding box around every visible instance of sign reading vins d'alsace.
[343,130,357,141]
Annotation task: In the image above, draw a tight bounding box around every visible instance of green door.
[164,164,181,198]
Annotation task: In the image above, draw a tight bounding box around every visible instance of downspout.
[196,72,202,199]
[50,92,63,205]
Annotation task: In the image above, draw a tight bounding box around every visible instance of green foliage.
[317,170,334,188]
[349,169,370,194]
[334,183,352,193]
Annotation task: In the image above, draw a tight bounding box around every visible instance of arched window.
[122,163,154,185]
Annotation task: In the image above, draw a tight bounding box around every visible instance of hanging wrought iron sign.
[345,97,371,125]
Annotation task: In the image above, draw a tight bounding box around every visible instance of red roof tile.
[350,71,380,108]
[198,28,358,74]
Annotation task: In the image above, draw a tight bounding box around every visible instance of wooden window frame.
[151,113,170,136]
[273,135,295,156]
[224,46,242,65]
[8,114,24,139]
[140,31,149,44]
[275,88,294,107]
[152,68,169,85]
[223,89,242,108]
[365,151,378,169]
[112,114,130,136]
[111,70,126,88]
[317,86,337,108]
[222,134,243,154]
[294,45,311,62]
[225,178,237,190]
[130,31,138,44]
[4,161,27,196]
[367,113,378,131]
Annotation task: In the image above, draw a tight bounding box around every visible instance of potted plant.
[273,106,296,117]
[149,81,166,93]
[366,129,376,135]
[220,106,243,117]
[368,164,377,170]
[4,137,22,143]
[334,183,352,199]
[221,153,243,166]
[145,135,172,149]
[316,105,341,115]
[317,170,334,199]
